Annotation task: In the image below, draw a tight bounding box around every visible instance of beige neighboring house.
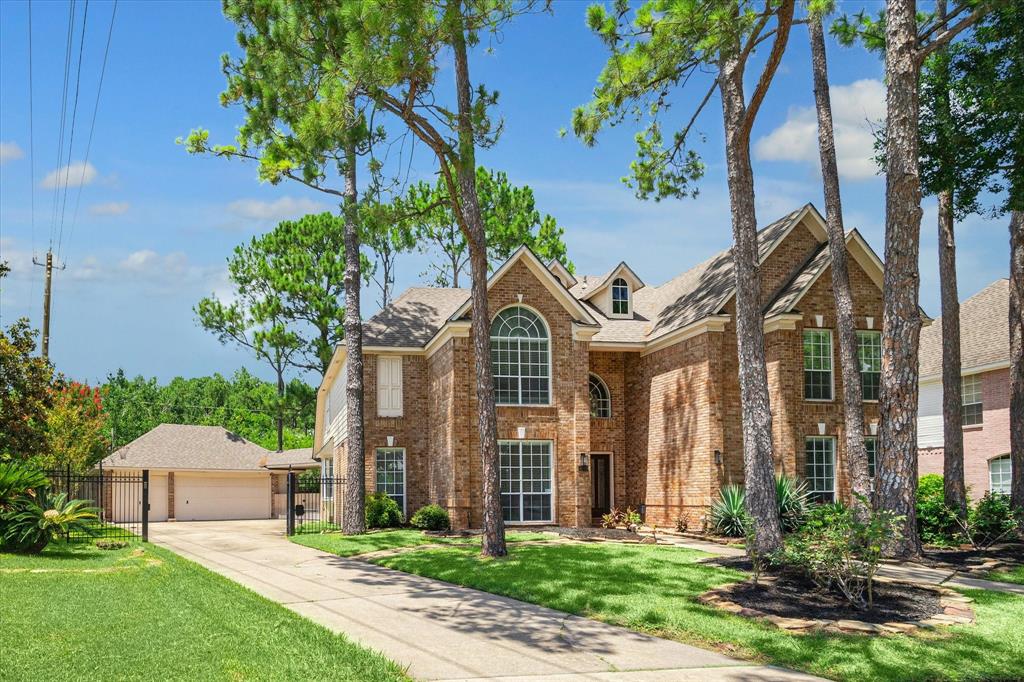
[101,424,317,522]
[918,279,1013,498]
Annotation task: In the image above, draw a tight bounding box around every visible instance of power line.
[49,0,77,250]
[27,0,36,258]
[55,0,90,261]
[65,0,118,266]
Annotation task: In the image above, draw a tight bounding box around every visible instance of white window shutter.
[377,356,403,417]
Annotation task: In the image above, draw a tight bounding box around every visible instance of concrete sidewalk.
[151,521,823,682]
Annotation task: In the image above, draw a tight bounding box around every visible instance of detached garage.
[101,424,281,522]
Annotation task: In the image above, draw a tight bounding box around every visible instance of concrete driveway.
[151,520,823,682]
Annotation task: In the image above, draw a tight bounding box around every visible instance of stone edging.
[698,576,976,635]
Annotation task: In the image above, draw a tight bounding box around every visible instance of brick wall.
[589,352,628,513]
[918,367,1011,498]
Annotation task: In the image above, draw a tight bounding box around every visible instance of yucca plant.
[711,484,747,537]
[775,475,812,532]
[2,490,98,554]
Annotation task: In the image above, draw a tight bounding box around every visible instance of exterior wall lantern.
[578,452,589,472]
[714,450,722,465]
[386,435,395,447]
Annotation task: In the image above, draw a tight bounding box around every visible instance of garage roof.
[102,424,270,471]
[263,448,319,470]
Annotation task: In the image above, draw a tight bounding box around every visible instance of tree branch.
[916,4,987,64]
[741,0,796,140]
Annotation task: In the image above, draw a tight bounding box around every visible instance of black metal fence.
[45,466,149,543]
[286,471,345,536]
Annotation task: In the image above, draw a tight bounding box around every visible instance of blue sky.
[0,0,1011,386]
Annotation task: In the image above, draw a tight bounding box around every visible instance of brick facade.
[327,215,886,530]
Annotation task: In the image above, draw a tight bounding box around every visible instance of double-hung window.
[611,278,630,316]
[962,374,983,426]
[375,448,406,514]
[491,306,550,405]
[989,455,1012,495]
[805,437,836,503]
[857,331,882,401]
[864,436,877,479]
[803,329,834,401]
[499,440,553,522]
[377,356,403,417]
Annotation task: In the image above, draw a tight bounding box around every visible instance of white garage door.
[174,474,270,521]
[109,472,167,523]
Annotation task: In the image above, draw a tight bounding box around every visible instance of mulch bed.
[918,542,1024,573]
[553,526,644,542]
[724,572,940,624]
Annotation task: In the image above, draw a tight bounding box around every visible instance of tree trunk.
[450,3,506,557]
[342,122,366,536]
[1010,209,1024,509]
[873,0,924,558]
[938,190,967,517]
[809,16,872,511]
[275,367,285,452]
[718,48,783,555]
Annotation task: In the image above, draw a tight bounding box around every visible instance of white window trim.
[375,447,407,516]
[589,373,612,419]
[491,304,553,408]
[608,278,632,319]
[803,328,835,403]
[804,436,837,503]
[377,356,404,418]
[856,329,882,404]
[962,374,983,426]
[989,455,1011,495]
[499,439,555,525]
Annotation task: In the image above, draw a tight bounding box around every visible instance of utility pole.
[32,249,64,362]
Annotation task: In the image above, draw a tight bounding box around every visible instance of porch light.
[714,450,722,465]
[578,452,589,472]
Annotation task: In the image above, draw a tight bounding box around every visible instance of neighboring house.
[101,424,317,521]
[918,279,1013,498]
[314,204,889,529]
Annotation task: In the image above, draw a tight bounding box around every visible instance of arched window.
[611,277,630,315]
[491,306,550,405]
[989,455,1012,495]
[589,374,611,418]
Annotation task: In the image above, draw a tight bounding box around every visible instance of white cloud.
[0,142,24,164]
[41,161,98,189]
[89,201,130,216]
[226,196,329,223]
[754,79,886,181]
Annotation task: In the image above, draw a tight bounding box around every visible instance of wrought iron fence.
[45,466,148,543]
[286,471,345,536]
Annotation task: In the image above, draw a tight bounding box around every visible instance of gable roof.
[919,279,1010,379]
[101,424,270,471]
[571,261,646,302]
[362,287,470,348]
[547,259,578,289]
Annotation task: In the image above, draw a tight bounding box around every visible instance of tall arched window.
[611,277,630,315]
[491,306,550,405]
[589,374,611,418]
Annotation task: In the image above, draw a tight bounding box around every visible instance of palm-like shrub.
[2,490,98,554]
[776,475,811,532]
[0,462,48,508]
[711,484,747,537]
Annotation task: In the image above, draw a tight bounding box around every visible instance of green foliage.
[967,493,1023,548]
[409,504,451,531]
[775,475,812,532]
[916,473,961,546]
[0,317,55,461]
[401,167,573,287]
[711,485,747,537]
[38,382,109,472]
[781,501,902,609]
[1,490,99,554]
[0,462,48,509]
[365,492,403,529]
[296,468,321,494]
[102,368,315,452]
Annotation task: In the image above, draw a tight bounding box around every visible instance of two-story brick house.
[917,279,1014,498]
[313,204,888,529]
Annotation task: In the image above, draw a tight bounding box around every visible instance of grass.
[0,542,407,681]
[290,527,554,557]
[372,541,1024,682]
[984,565,1024,585]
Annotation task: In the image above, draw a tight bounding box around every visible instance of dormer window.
[611,278,630,316]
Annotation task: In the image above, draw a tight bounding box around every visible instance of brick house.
[313,204,888,529]
[917,279,1014,498]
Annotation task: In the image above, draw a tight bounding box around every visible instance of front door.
[591,454,611,518]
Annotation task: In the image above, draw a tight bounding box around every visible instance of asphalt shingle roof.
[263,448,318,469]
[101,424,270,471]
[362,287,469,347]
[919,279,1010,378]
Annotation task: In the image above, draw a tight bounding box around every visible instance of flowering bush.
[38,382,109,471]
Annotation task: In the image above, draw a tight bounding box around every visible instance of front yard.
[0,543,407,681]
[363,540,1024,682]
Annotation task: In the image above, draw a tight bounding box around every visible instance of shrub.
[916,473,961,546]
[96,540,128,550]
[2,490,98,554]
[0,462,48,509]
[296,468,321,494]
[965,493,1022,548]
[623,507,642,530]
[410,504,450,531]
[711,485,747,537]
[775,475,811,532]
[365,492,403,528]
[600,508,624,529]
[781,501,902,609]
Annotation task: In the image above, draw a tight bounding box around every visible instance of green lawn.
[291,528,554,557]
[373,542,1024,682]
[984,565,1024,585]
[0,542,407,681]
